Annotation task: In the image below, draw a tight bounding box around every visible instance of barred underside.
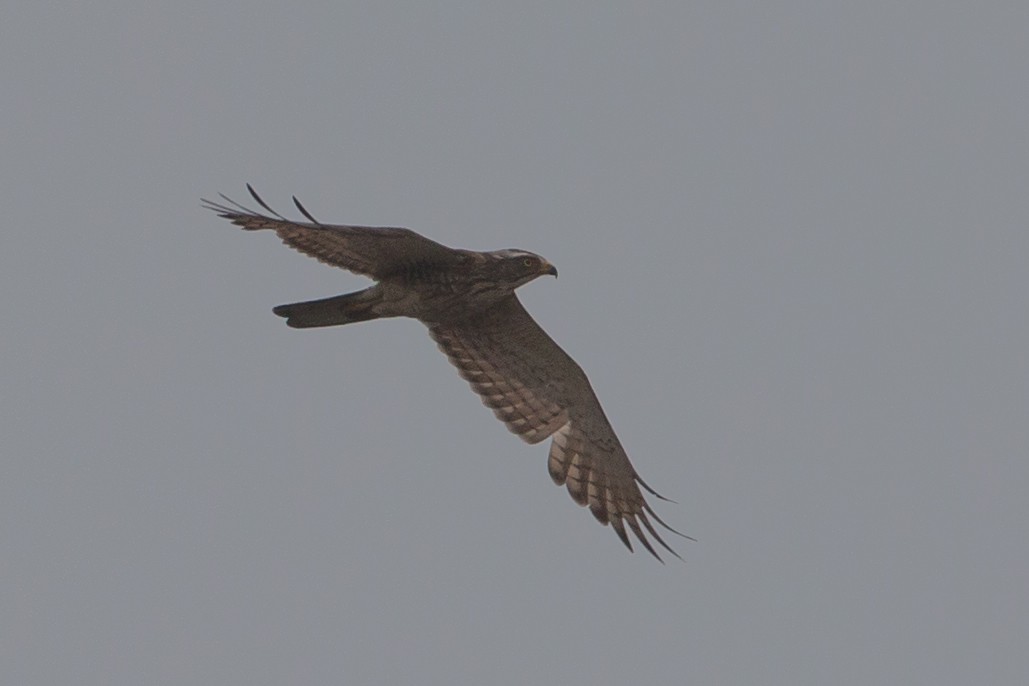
[545,420,682,560]
[204,187,687,560]
[429,301,686,562]
[431,327,568,444]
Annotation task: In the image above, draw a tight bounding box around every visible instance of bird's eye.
[522,257,534,267]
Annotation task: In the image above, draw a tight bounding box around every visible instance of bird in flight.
[204,185,689,560]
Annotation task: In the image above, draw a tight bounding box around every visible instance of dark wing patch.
[429,296,689,561]
[202,185,461,279]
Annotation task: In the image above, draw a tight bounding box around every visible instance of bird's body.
[204,186,688,560]
[274,248,549,327]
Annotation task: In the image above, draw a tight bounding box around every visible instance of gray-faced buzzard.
[204,185,689,560]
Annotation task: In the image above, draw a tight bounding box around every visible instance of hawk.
[204,185,689,560]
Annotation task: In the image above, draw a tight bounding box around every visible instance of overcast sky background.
[3,3,1027,684]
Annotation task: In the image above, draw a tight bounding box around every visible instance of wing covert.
[203,185,461,279]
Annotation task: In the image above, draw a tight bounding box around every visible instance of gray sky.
[3,2,1027,684]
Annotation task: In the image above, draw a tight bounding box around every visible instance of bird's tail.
[272,288,381,328]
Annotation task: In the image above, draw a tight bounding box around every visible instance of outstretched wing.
[202,185,461,279]
[429,295,689,561]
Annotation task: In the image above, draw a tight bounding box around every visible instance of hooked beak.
[542,260,558,278]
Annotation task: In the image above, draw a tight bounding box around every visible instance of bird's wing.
[203,185,461,279]
[429,295,688,561]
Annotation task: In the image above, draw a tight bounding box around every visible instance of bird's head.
[490,249,558,288]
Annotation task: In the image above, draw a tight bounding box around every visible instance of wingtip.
[246,184,286,220]
[293,195,321,225]
[636,474,678,504]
